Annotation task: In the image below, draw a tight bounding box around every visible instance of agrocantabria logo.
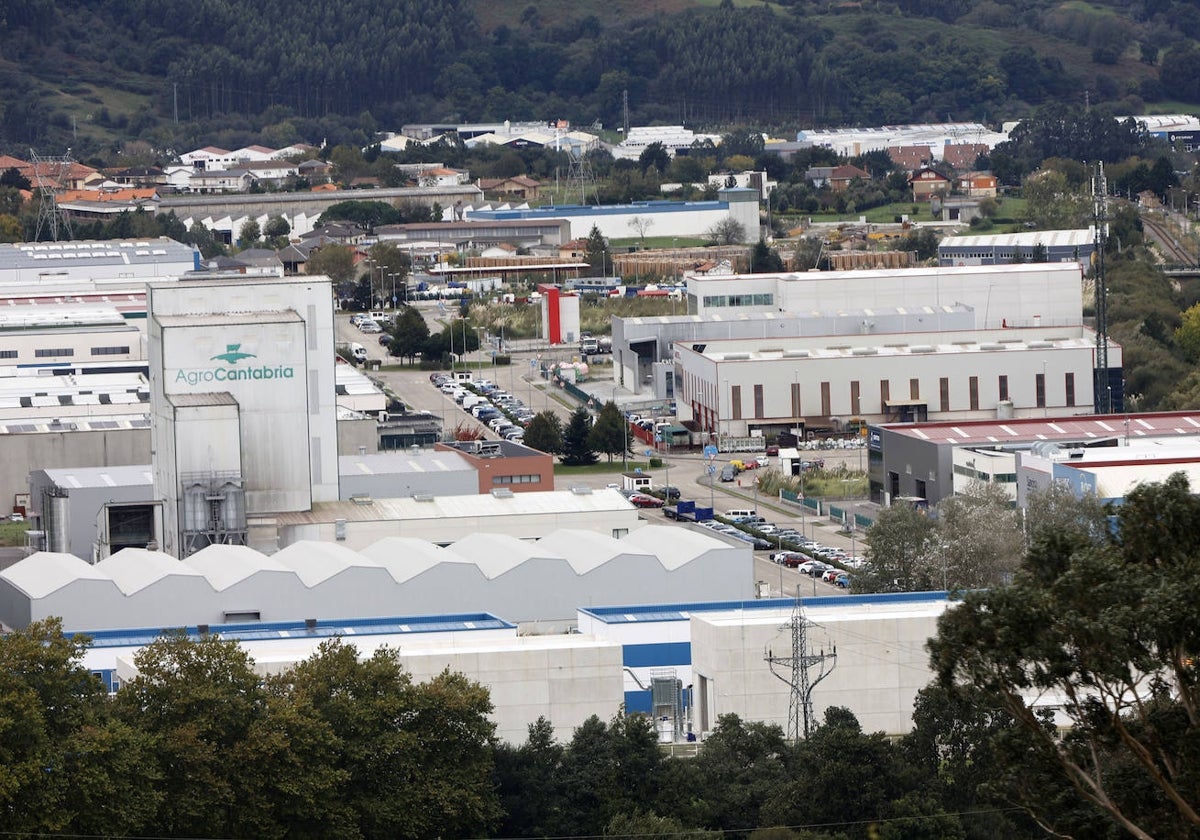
[174,342,296,386]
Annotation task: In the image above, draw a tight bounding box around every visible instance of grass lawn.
[555,460,655,476]
[0,521,28,547]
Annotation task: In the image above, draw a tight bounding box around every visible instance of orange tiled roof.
[59,187,158,203]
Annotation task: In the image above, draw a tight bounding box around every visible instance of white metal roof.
[95,548,206,595]
[1,552,108,598]
[941,228,1095,249]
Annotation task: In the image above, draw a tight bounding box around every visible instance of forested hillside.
[0,0,1197,160]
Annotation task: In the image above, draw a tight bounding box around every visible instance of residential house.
[909,166,951,200]
[237,160,301,187]
[805,166,835,188]
[477,175,542,200]
[189,169,254,194]
[301,223,363,246]
[942,143,989,171]
[887,145,933,172]
[957,171,998,198]
[109,167,166,187]
[828,164,872,192]
[559,239,588,261]
[298,159,333,182]
[418,167,469,187]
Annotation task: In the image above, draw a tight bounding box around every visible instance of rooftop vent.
[570,486,593,495]
[413,493,435,502]
[349,494,373,505]
[850,347,878,356]
[783,349,810,358]
[491,488,514,499]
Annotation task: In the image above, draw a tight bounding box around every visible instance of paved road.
[341,309,865,597]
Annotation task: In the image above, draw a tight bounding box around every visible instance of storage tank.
[42,488,69,554]
[996,400,1014,419]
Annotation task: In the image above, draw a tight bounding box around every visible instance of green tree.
[639,142,670,176]
[555,713,662,836]
[238,218,261,248]
[584,224,610,276]
[929,473,1200,838]
[1021,170,1090,230]
[284,639,500,839]
[1174,302,1200,362]
[306,244,357,289]
[494,717,566,838]
[706,217,748,245]
[588,400,629,463]
[936,481,1023,590]
[522,410,564,455]
[858,503,938,593]
[388,305,429,362]
[659,714,789,833]
[113,632,266,837]
[561,406,599,466]
[263,215,291,247]
[750,239,784,273]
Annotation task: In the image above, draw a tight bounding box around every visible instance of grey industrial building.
[0,525,753,633]
[937,228,1095,267]
[867,410,1200,506]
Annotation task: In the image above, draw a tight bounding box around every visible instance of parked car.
[657,485,682,501]
[772,551,805,567]
[719,465,737,482]
[798,560,830,577]
[835,573,851,588]
[766,444,780,456]
[822,568,843,583]
[629,493,665,509]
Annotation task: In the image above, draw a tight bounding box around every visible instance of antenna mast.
[1093,162,1110,414]
[30,148,75,242]
[765,598,837,740]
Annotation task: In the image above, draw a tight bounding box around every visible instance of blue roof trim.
[623,641,691,668]
[580,592,950,623]
[624,689,652,713]
[72,612,514,649]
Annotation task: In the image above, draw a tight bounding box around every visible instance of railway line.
[1141,214,1198,266]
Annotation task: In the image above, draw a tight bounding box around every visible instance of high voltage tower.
[564,148,598,206]
[29,148,75,242]
[1093,162,1111,414]
[764,598,837,740]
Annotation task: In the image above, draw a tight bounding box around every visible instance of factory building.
[938,228,1096,267]
[685,263,1083,326]
[869,410,1200,507]
[611,305,976,395]
[74,614,623,744]
[0,237,198,289]
[673,326,1120,439]
[0,525,753,634]
[466,188,760,244]
[147,276,340,557]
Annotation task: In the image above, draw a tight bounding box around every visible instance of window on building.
[998,375,1009,401]
[969,376,979,410]
[791,382,801,417]
[909,378,919,399]
[820,381,831,416]
[492,475,542,485]
[939,377,950,412]
[1065,372,1076,407]
[91,346,131,356]
[0,350,15,359]
[1035,372,1046,408]
[753,384,764,419]
[35,348,74,358]
[850,381,860,415]
[731,384,742,420]
[880,379,890,407]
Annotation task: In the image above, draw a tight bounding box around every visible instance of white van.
[349,342,367,363]
[724,508,757,522]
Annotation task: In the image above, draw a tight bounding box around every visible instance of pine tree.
[560,407,598,466]
[587,401,628,463]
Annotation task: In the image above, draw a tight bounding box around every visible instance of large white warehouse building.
[674,325,1119,436]
[685,263,1083,329]
[0,525,753,633]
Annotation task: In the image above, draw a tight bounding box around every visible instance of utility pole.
[1093,162,1111,414]
[765,599,837,740]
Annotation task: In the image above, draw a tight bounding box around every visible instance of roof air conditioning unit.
[491,488,514,499]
